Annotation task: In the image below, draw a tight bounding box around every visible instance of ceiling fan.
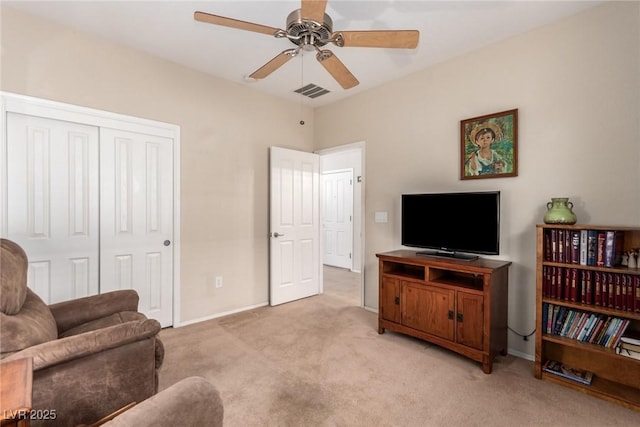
[194,0,419,90]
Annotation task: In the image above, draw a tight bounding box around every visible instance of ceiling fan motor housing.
[286,9,333,47]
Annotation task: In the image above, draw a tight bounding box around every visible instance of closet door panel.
[99,128,174,327]
[5,113,100,303]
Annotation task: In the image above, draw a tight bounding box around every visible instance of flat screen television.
[401,191,500,260]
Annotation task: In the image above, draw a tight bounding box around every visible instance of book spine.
[577,314,596,341]
[594,271,602,306]
[586,230,597,266]
[609,319,630,348]
[584,270,592,305]
[550,266,558,299]
[596,232,606,267]
[635,276,640,313]
[587,317,606,343]
[579,229,588,265]
[570,268,578,302]
[544,229,552,262]
[607,272,615,309]
[550,229,558,262]
[570,231,580,264]
[604,230,615,267]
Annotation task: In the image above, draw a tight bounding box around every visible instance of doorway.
[318,142,365,307]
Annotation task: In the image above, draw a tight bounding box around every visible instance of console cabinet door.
[380,277,401,323]
[402,283,454,340]
[456,292,484,349]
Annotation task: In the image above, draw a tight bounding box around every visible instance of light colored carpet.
[159,267,639,426]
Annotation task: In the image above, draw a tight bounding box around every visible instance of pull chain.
[299,52,305,126]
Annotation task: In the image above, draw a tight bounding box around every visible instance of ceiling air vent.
[295,84,330,99]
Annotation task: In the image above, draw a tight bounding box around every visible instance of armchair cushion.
[49,289,140,336]
[0,289,57,356]
[59,311,146,338]
[104,377,224,427]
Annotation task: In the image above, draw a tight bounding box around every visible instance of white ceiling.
[5,0,602,108]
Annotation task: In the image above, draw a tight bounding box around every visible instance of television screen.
[401,191,500,259]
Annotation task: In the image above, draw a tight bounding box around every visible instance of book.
[569,268,578,302]
[599,317,620,347]
[563,310,579,337]
[587,317,606,344]
[553,306,568,335]
[604,230,623,267]
[620,332,640,346]
[543,303,550,333]
[593,271,602,306]
[576,313,596,341]
[586,230,598,266]
[607,319,630,348]
[550,229,558,262]
[593,316,612,344]
[596,232,606,267]
[583,270,592,305]
[581,314,603,342]
[635,275,640,313]
[579,229,588,265]
[619,341,640,353]
[543,359,594,385]
[616,346,640,360]
[570,231,580,264]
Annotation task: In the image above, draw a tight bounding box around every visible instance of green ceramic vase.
[543,198,577,224]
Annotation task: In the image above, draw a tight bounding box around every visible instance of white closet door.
[6,112,100,303]
[99,128,174,327]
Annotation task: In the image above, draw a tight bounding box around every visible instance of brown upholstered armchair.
[98,377,224,427]
[0,238,164,427]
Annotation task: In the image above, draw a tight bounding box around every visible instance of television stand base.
[416,250,479,261]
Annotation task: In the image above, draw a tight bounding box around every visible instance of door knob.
[273,232,285,238]
[164,240,171,246]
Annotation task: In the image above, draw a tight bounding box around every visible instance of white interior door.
[269,147,320,306]
[99,128,174,327]
[322,169,353,270]
[5,112,100,303]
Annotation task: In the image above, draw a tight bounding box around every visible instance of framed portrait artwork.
[460,109,518,180]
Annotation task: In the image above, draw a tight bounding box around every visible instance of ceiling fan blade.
[316,50,359,90]
[194,11,282,36]
[300,0,327,23]
[301,0,328,22]
[335,30,420,49]
[249,50,296,80]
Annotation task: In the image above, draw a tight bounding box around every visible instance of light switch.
[374,211,388,223]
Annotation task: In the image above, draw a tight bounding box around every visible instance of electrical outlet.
[215,276,223,288]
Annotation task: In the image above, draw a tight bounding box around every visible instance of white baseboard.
[507,348,534,361]
[173,302,269,328]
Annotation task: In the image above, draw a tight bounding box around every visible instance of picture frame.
[460,109,518,180]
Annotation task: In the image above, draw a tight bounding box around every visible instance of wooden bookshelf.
[535,224,640,411]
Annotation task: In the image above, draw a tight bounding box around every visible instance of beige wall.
[314,1,640,357]
[2,2,639,358]
[0,6,315,323]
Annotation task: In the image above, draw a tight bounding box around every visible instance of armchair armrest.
[49,290,139,335]
[103,377,224,427]
[2,318,160,371]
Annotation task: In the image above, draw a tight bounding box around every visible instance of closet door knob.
[164,240,171,246]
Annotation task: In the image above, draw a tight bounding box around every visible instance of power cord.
[508,326,536,341]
